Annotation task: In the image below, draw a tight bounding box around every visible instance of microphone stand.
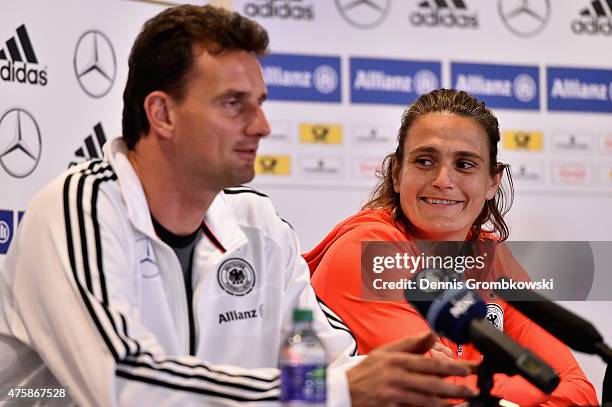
[466,355,502,407]
[595,341,612,405]
[603,363,610,406]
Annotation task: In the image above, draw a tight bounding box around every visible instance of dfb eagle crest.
[485,303,504,332]
[217,258,255,296]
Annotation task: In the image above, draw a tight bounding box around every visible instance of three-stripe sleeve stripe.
[90,174,109,306]
[63,162,280,400]
[316,297,359,356]
[126,351,277,382]
[118,358,278,391]
[64,162,122,361]
[116,370,278,402]
[76,163,137,358]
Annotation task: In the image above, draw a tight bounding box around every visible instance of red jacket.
[305,209,598,406]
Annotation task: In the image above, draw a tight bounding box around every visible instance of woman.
[305,89,598,406]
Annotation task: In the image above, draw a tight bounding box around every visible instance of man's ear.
[143,91,175,140]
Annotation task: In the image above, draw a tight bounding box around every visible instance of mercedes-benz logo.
[0,108,42,178]
[498,0,550,38]
[74,30,116,98]
[335,0,391,29]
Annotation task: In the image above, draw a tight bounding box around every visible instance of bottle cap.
[293,309,313,322]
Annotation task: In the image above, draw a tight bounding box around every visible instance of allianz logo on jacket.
[218,308,259,324]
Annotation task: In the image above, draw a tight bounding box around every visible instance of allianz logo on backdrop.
[547,67,612,113]
[260,53,612,115]
[0,210,24,255]
[409,0,479,29]
[260,53,340,102]
[551,79,609,101]
[451,62,539,110]
[0,209,14,255]
[0,24,47,86]
[350,57,440,105]
[572,0,612,36]
[242,0,314,21]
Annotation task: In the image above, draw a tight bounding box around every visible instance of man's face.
[170,48,270,191]
[392,112,501,241]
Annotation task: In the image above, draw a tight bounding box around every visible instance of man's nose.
[247,105,270,139]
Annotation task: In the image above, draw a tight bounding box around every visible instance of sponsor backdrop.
[1,0,611,399]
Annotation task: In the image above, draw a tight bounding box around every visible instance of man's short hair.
[121,5,269,149]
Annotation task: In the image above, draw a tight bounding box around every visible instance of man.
[0,5,475,406]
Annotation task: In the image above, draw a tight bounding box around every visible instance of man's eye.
[222,96,245,109]
[456,161,476,170]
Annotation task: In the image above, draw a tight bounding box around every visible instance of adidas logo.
[0,24,47,86]
[572,0,612,35]
[68,122,107,168]
[409,0,479,29]
[580,0,612,17]
[243,0,314,21]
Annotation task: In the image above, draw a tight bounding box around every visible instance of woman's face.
[392,112,502,241]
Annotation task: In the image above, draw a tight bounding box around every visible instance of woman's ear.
[392,156,401,194]
[486,163,505,200]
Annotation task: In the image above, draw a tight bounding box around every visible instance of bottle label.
[280,364,326,403]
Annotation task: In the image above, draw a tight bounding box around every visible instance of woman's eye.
[415,158,434,166]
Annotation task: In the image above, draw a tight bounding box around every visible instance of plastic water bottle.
[280,309,327,406]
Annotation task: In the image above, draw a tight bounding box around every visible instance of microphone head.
[426,288,487,344]
[405,267,462,317]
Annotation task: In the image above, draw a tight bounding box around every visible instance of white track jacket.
[0,138,359,406]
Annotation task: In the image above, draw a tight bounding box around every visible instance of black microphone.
[405,271,560,394]
[494,278,612,364]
